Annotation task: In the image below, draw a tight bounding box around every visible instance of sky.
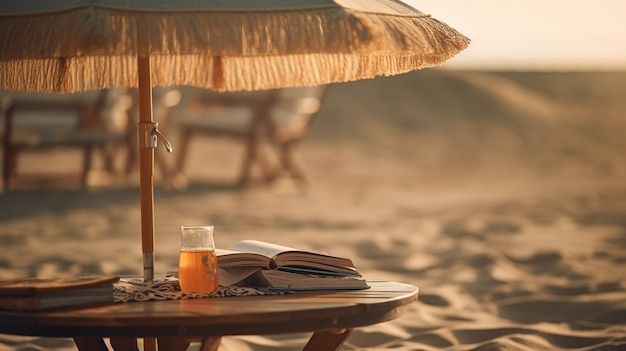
[406,0,626,71]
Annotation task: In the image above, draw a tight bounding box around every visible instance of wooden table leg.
[302,329,353,351]
[144,337,157,351]
[156,337,191,351]
[110,337,140,350]
[73,337,109,351]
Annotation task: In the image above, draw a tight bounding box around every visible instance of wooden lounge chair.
[1,89,134,190]
[173,85,327,189]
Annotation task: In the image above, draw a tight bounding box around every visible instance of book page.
[228,240,298,259]
[228,240,357,274]
[216,248,271,268]
[258,270,369,291]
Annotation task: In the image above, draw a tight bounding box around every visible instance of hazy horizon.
[407,0,626,71]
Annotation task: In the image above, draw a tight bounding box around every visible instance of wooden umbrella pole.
[137,55,155,282]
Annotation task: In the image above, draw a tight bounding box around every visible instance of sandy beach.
[1,69,625,350]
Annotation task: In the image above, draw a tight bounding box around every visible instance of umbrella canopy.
[0,0,469,93]
[0,0,469,281]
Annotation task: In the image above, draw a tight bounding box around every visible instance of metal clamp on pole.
[138,121,173,152]
[143,252,154,281]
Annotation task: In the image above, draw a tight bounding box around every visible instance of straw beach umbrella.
[0,0,469,281]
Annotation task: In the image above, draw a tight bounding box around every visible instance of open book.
[0,276,119,311]
[216,240,367,290]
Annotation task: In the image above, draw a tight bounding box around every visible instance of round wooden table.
[0,281,418,351]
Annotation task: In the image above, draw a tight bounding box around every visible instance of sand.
[1,70,625,350]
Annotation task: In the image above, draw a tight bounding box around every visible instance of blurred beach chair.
[1,89,134,189]
[173,85,327,189]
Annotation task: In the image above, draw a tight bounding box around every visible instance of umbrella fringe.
[0,7,468,93]
[1,51,466,93]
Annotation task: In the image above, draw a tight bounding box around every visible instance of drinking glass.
[178,225,219,294]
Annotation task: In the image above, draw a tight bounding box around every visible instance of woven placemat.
[114,276,284,303]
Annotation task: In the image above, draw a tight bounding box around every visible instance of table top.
[0,281,418,339]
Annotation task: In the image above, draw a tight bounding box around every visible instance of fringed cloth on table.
[114,276,285,303]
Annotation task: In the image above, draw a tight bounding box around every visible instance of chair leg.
[102,144,117,174]
[237,97,279,186]
[279,141,306,182]
[237,133,255,186]
[81,144,93,188]
[255,142,278,183]
[2,103,16,190]
[2,147,18,190]
[124,135,138,177]
[238,134,276,186]
[169,129,193,189]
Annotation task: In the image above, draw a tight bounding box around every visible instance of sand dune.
[1,70,626,350]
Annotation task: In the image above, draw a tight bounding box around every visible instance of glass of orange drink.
[178,225,219,294]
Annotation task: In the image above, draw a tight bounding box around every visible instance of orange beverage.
[178,249,219,294]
